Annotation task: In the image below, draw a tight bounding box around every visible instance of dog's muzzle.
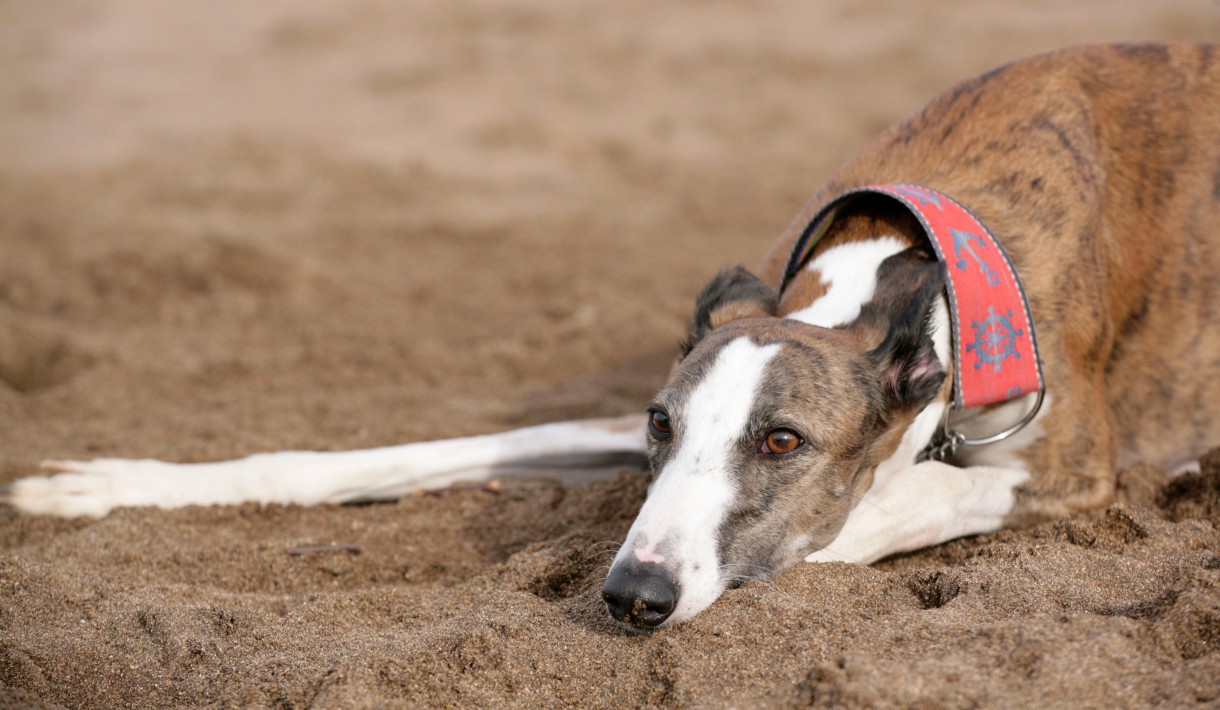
[601,561,679,628]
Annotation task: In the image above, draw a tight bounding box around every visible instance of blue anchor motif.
[967,306,1024,372]
[891,184,945,211]
[951,228,1001,286]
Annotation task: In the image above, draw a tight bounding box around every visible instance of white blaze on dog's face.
[602,248,948,628]
[617,337,781,623]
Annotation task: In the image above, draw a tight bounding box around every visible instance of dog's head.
[602,248,947,627]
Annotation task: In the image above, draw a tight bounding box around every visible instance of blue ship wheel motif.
[967,306,1024,371]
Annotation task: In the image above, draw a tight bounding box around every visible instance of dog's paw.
[2,458,178,518]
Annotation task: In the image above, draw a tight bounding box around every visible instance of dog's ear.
[855,249,947,413]
[681,266,779,356]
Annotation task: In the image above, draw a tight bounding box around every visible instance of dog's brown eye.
[648,410,672,437]
[761,429,803,455]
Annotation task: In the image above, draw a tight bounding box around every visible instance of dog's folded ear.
[856,249,948,413]
[682,266,779,356]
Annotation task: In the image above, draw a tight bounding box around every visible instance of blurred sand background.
[2,1,1219,707]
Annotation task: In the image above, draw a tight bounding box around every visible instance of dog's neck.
[776,202,925,316]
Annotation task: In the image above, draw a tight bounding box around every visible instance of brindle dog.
[9,43,1219,629]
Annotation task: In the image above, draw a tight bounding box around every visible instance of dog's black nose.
[601,562,678,628]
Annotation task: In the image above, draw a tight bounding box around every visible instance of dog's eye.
[648,410,672,438]
[760,429,803,455]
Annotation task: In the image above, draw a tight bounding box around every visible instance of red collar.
[780,183,1044,414]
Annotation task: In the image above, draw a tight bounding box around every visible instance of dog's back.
[762,43,1220,515]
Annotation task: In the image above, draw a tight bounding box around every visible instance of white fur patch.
[806,460,1029,565]
[11,416,649,517]
[613,337,781,626]
[786,236,908,327]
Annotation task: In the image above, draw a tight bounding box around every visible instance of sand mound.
[2,459,1217,707]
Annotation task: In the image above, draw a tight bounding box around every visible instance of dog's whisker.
[717,562,772,577]
[586,540,623,552]
[841,489,901,520]
[575,550,620,567]
[813,545,864,565]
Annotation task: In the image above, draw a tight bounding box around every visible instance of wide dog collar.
[780,183,1045,460]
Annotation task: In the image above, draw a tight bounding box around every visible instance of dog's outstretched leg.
[805,460,1029,565]
[4,414,649,518]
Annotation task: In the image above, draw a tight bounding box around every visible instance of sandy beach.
[2,1,1218,706]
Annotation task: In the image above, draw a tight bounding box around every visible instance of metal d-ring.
[956,387,1045,446]
[920,388,1045,462]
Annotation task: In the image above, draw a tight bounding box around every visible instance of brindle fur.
[662,243,951,574]
[697,43,1219,540]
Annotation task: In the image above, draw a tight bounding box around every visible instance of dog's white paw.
[3,458,180,518]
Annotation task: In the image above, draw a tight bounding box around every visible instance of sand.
[1,1,1218,707]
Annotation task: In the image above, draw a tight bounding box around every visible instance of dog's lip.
[608,617,661,635]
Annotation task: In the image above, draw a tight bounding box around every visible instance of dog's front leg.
[5,415,648,518]
[805,460,1029,565]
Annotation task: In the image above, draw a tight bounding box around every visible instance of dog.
[6,43,1219,629]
